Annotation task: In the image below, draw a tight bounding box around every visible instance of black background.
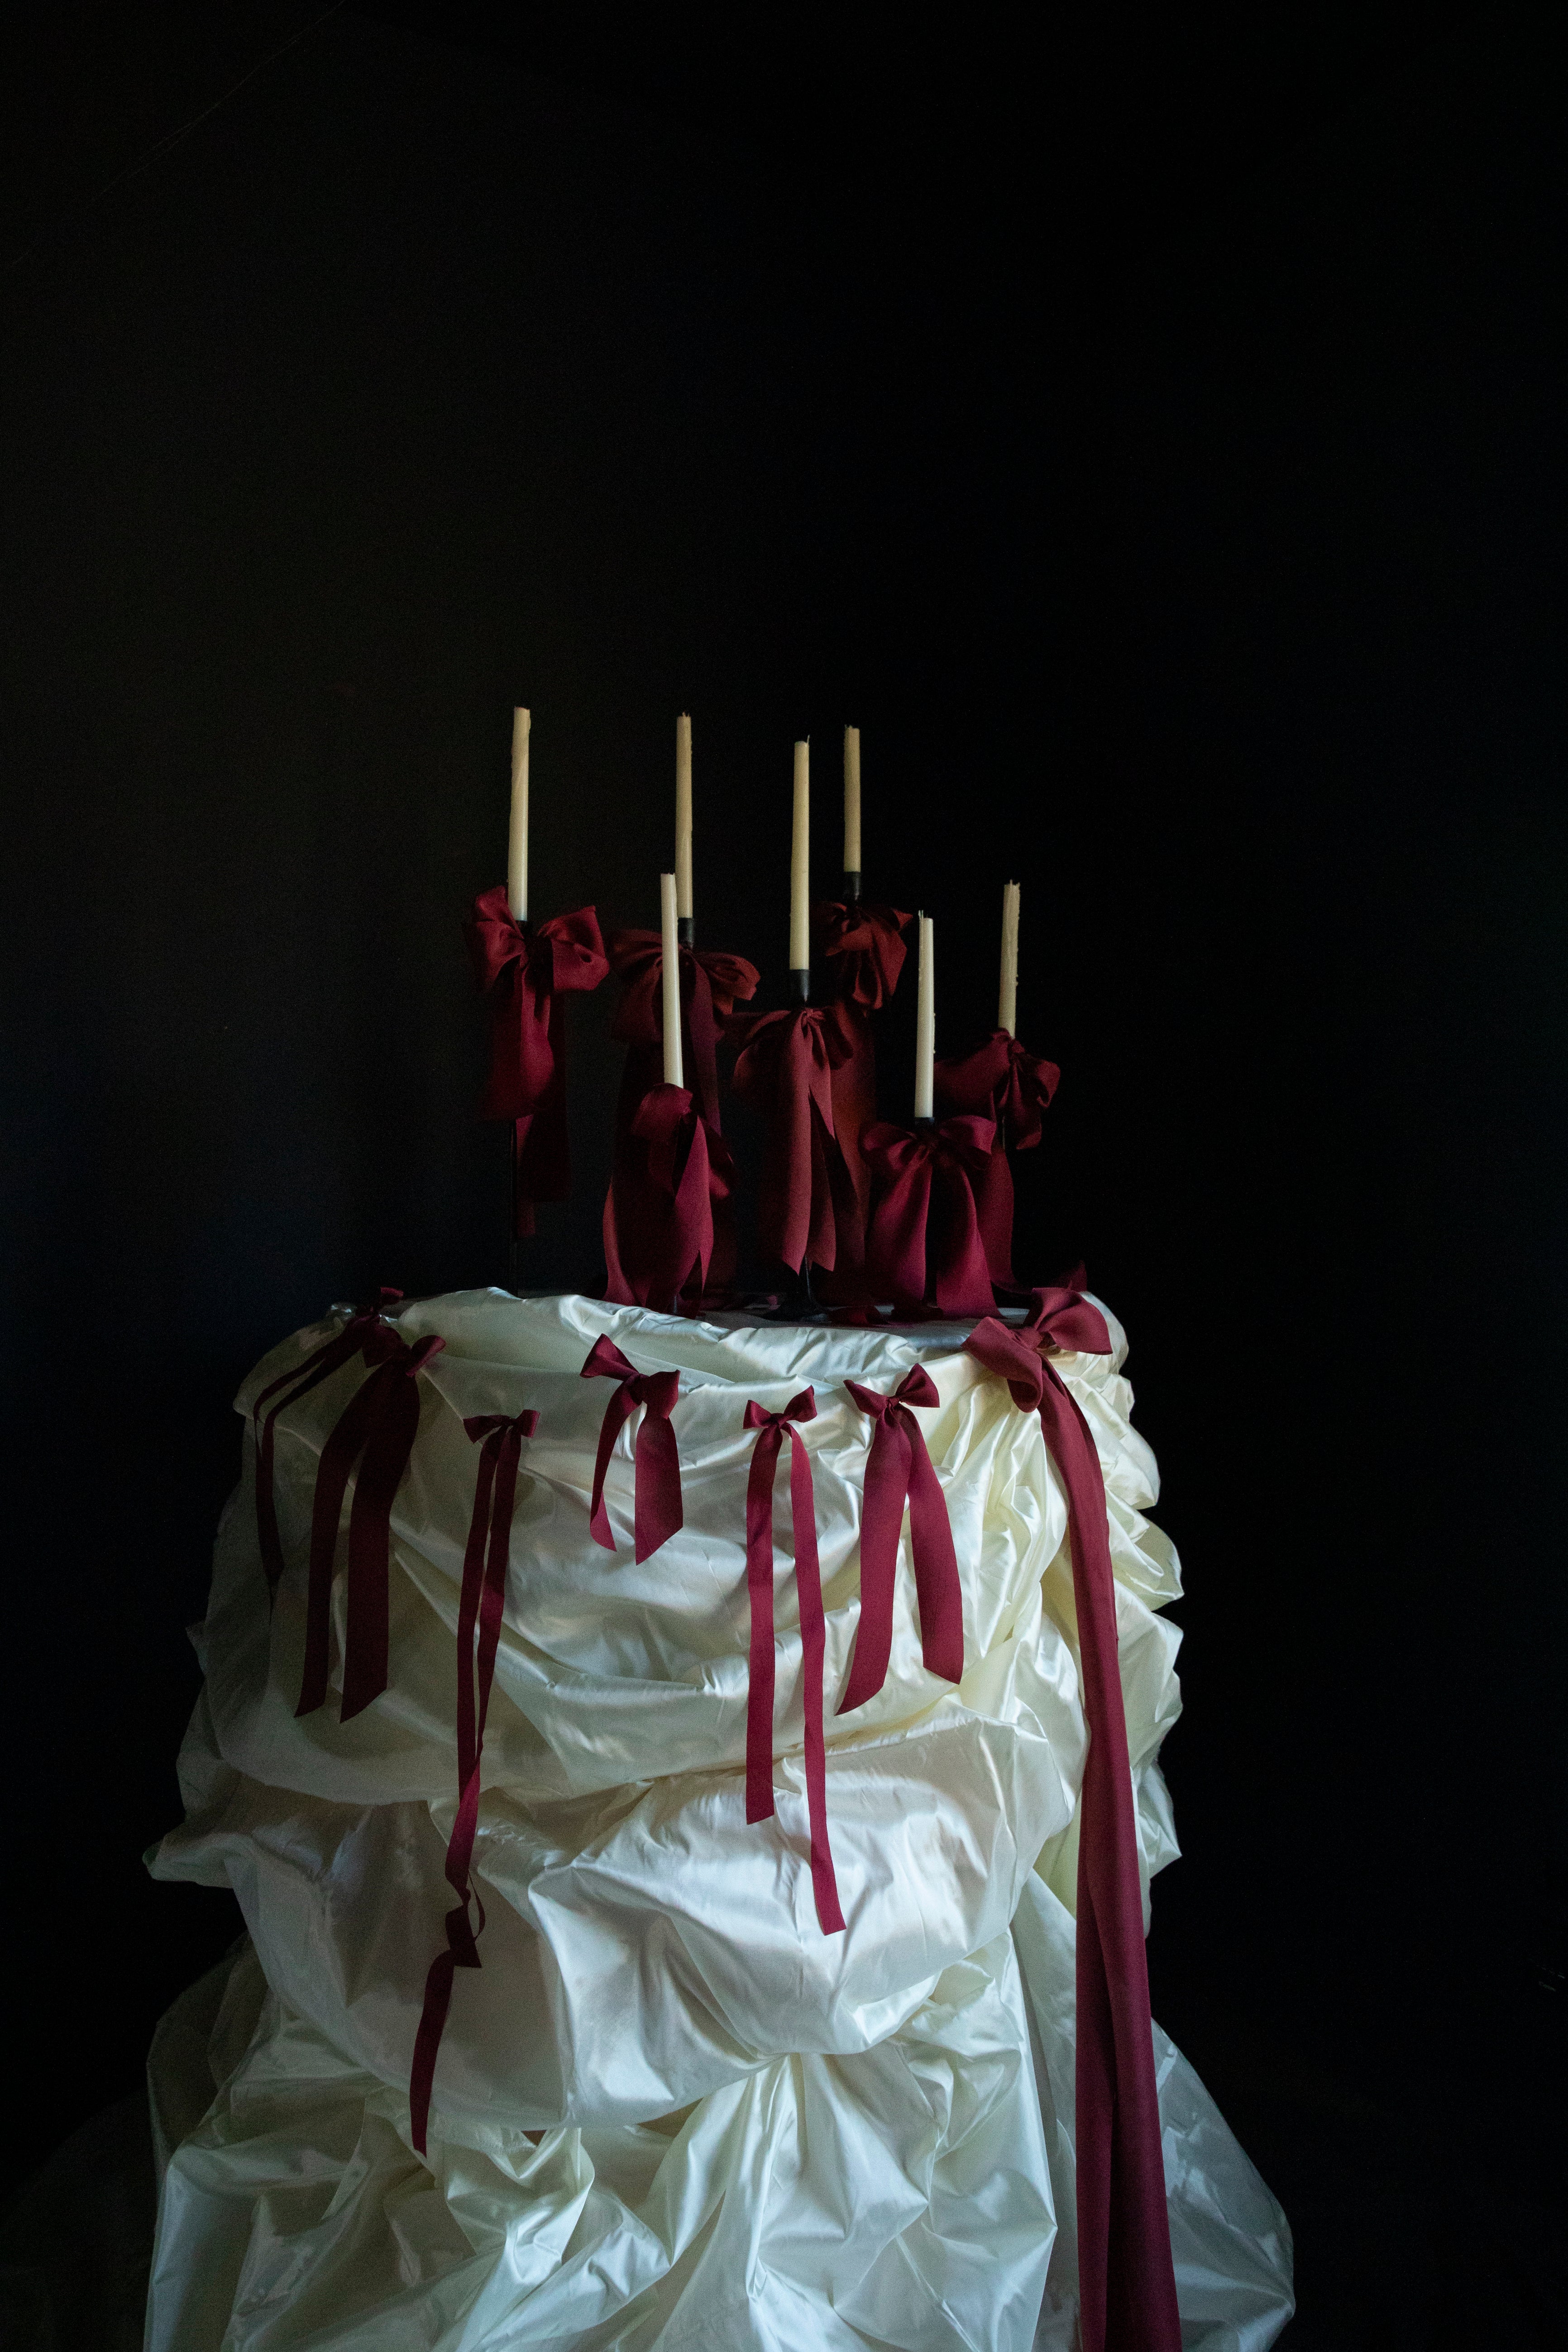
[2,6,1565,2343]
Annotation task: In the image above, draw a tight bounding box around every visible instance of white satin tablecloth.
[145,1289,1294,2349]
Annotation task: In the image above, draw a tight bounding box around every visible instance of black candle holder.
[677,915,694,949]
[842,869,862,904]
[788,966,811,1007]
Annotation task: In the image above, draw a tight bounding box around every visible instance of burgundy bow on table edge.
[966,1276,1181,2352]
[581,1334,683,1560]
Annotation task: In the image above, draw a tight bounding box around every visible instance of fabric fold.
[464,890,610,1236]
[410,1406,538,2156]
[579,1334,683,1561]
[296,1326,447,1723]
[742,1388,845,1936]
[838,1366,963,1711]
[966,1278,1181,2352]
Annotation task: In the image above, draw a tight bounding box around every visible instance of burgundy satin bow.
[464,889,609,1234]
[935,1029,1060,1145]
[742,1390,845,1936]
[607,928,758,1132]
[862,1115,997,1317]
[410,1406,537,2157]
[838,1367,963,1711]
[580,1334,683,1560]
[966,1281,1181,2352]
[296,1324,447,1722]
[731,1004,856,1274]
[603,1083,731,1310]
[251,1289,404,1601]
[813,900,912,1011]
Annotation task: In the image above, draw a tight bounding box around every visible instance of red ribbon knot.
[410,1405,539,2156]
[838,1366,963,1711]
[251,1290,405,1603]
[965,1277,1181,2352]
[862,1114,997,1316]
[296,1324,447,1724]
[464,890,609,1234]
[731,1004,856,1275]
[741,1389,845,1936]
[580,1335,683,1561]
[813,900,913,1011]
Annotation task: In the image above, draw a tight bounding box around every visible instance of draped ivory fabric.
[145,1290,1294,2350]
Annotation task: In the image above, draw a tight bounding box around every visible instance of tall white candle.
[843,725,861,874]
[790,739,810,971]
[507,706,531,923]
[999,880,1020,1035]
[675,714,694,921]
[660,872,684,1087]
[914,912,935,1120]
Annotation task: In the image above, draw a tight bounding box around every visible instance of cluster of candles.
[504,707,1023,1118]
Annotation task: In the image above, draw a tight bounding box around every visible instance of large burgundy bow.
[862,1115,997,1317]
[607,928,758,1132]
[966,1282,1181,2352]
[464,889,609,1235]
[410,1406,537,2156]
[296,1324,447,1722]
[251,1289,404,1601]
[742,1390,845,1936]
[838,1367,963,1711]
[602,1083,731,1310]
[813,900,912,1012]
[934,1030,1061,1288]
[580,1334,683,1560]
[731,1004,856,1274]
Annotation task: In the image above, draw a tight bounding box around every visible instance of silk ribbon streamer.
[410,1407,538,2156]
[731,1004,856,1275]
[251,1289,403,1602]
[862,1115,997,1317]
[602,1082,731,1310]
[580,1334,683,1561]
[741,1390,845,1936]
[838,1367,963,1711]
[813,901,912,1276]
[296,1325,447,1722]
[936,1030,1061,1286]
[464,889,609,1235]
[965,1281,1181,2352]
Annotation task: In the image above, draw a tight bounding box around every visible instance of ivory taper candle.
[914,912,935,1119]
[843,725,862,880]
[675,714,694,921]
[507,707,531,922]
[660,873,684,1087]
[789,739,810,979]
[999,880,1020,1035]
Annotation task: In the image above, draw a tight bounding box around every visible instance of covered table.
[145,1290,1294,2349]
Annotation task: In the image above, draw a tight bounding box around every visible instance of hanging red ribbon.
[250,1290,404,1602]
[410,1406,538,2157]
[464,889,609,1235]
[602,1082,731,1310]
[730,1004,856,1275]
[935,1030,1062,1286]
[965,1281,1181,2352]
[862,1114,998,1317]
[580,1334,683,1561]
[606,928,759,1133]
[742,1390,845,1936]
[838,1367,963,1711]
[811,901,913,1278]
[296,1325,447,1723]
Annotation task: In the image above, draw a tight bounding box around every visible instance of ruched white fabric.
[145,1289,1294,2349]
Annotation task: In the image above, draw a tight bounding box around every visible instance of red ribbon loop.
[862,1115,997,1316]
[410,1406,538,2157]
[965,1280,1181,2352]
[580,1334,683,1561]
[935,1028,1060,1147]
[251,1291,404,1602]
[838,1366,963,1711]
[295,1327,447,1724]
[607,929,759,1133]
[813,900,913,1011]
[731,1004,856,1274]
[741,1389,845,1936]
[464,890,609,1233]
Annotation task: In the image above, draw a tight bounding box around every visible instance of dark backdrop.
[3,6,1564,2341]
